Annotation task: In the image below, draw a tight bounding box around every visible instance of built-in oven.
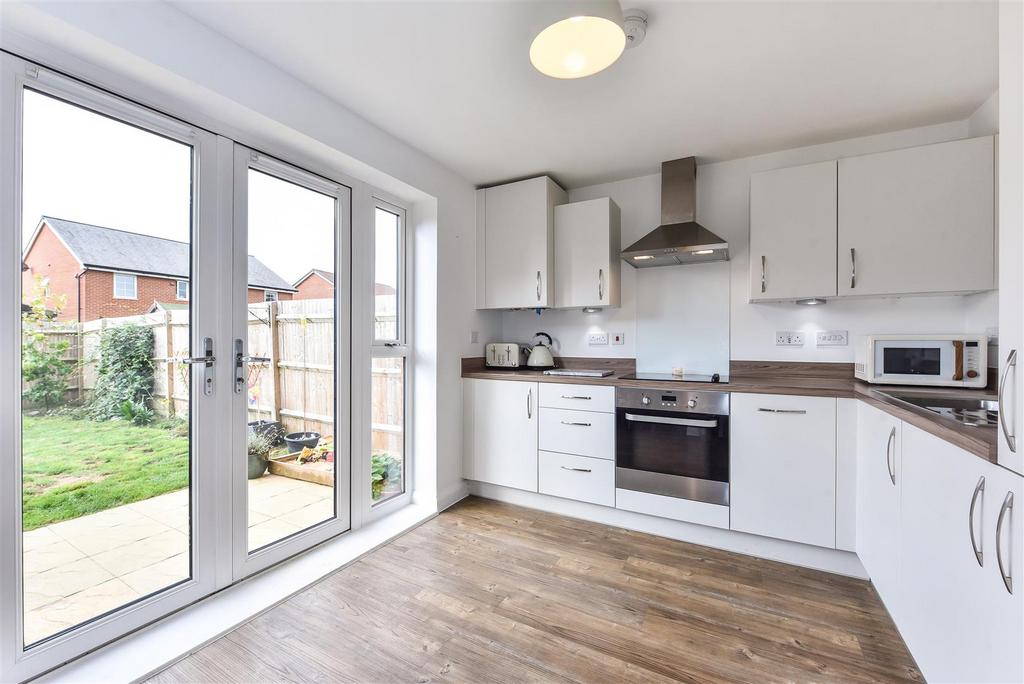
[615,388,730,506]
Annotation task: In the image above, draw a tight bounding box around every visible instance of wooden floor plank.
[148,497,922,683]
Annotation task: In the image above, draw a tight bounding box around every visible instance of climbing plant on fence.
[89,324,155,421]
[21,276,75,409]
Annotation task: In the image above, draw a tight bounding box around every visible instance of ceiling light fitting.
[529,2,646,79]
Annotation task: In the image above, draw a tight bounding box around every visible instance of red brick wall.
[293,275,333,300]
[247,288,294,304]
[79,270,187,321]
[22,224,81,321]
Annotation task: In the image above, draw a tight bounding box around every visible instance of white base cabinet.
[462,379,538,492]
[730,393,837,548]
[539,451,615,507]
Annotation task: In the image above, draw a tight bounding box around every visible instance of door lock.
[180,337,215,396]
[235,338,271,394]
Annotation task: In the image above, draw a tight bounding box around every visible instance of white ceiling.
[172,0,997,189]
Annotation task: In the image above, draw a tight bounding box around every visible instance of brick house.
[292,268,335,299]
[22,217,296,321]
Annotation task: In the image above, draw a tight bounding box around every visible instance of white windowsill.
[37,502,437,684]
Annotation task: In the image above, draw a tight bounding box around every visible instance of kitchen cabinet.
[462,379,538,492]
[538,383,615,413]
[837,136,995,297]
[553,197,621,309]
[998,0,1024,476]
[899,423,1023,683]
[538,451,615,507]
[730,393,837,548]
[539,407,615,461]
[855,402,902,613]
[476,176,567,309]
[748,160,837,302]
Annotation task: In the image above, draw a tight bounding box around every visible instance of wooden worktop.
[461,357,1000,464]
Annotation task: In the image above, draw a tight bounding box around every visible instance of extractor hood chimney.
[621,157,729,268]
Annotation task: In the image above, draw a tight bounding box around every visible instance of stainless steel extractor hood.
[622,157,729,268]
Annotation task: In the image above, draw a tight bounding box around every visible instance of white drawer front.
[539,408,615,460]
[539,451,615,507]
[539,383,615,413]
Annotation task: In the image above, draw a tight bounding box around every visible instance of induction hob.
[619,372,728,384]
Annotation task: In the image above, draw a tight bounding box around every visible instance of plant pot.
[284,431,320,452]
[247,419,282,445]
[247,452,269,479]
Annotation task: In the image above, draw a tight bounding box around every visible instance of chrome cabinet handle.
[527,388,532,419]
[850,248,857,289]
[969,476,985,567]
[181,337,215,397]
[536,270,542,302]
[999,349,1017,453]
[560,421,592,427]
[598,268,604,301]
[561,466,592,473]
[757,408,807,414]
[561,395,592,400]
[761,255,766,294]
[997,491,1014,594]
[625,413,718,428]
[886,426,896,486]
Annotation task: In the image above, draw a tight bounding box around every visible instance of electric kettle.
[526,332,555,369]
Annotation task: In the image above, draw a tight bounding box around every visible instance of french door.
[0,54,352,681]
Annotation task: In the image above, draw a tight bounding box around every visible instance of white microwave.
[854,334,988,388]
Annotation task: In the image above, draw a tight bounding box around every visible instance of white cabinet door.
[538,451,615,507]
[463,379,538,492]
[856,402,902,612]
[730,393,837,547]
[478,176,566,309]
[838,136,995,297]
[553,197,621,308]
[539,408,615,461]
[749,160,837,301]
[998,1,1024,475]
[899,424,993,683]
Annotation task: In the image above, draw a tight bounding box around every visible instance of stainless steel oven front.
[615,387,730,506]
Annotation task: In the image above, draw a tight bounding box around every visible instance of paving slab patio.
[23,474,332,645]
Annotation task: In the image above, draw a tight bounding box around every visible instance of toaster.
[485,343,525,368]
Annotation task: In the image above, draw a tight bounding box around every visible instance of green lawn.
[22,414,189,531]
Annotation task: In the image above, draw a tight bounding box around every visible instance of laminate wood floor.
[149,497,922,683]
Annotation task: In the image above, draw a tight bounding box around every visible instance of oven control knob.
[687,398,698,409]
[641,394,651,406]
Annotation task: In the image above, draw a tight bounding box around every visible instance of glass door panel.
[19,89,193,645]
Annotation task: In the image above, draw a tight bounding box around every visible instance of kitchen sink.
[879,389,999,427]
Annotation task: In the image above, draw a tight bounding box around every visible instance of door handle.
[969,476,985,567]
[757,408,807,414]
[996,491,1014,594]
[561,395,592,400]
[625,413,718,428]
[598,268,604,301]
[999,349,1017,453]
[235,338,271,394]
[850,247,857,289]
[181,337,215,396]
[527,388,532,419]
[536,270,542,302]
[886,426,896,486]
[761,255,766,294]
[561,466,592,473]
[560,421,592,427]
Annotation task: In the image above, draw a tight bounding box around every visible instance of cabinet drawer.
[539,408,615,460]
[539,383,615,413]
[539,451,615,507]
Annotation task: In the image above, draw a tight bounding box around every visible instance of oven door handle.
[624,413,718,428]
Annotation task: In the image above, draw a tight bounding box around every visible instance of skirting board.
[467,481,868,579]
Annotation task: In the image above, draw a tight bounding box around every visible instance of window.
[176,279,189,300]
[264,289,278,302]
[113,272,137,299]
[370,203,407,505]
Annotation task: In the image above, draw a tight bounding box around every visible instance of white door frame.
[0,53,226,684]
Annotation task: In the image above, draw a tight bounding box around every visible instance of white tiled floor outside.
[22,474,332,645]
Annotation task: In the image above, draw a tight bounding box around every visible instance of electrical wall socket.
[816,330,848,347]
[776,331,804,346]
[611,332,624,345]
[471,331,479,344]
[588,333,609,346]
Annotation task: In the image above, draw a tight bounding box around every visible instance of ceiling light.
[796,298,827,306]
[633,255,655,261]
[692,249,715,256]
[530,1,626,79]
[582,307,602,313]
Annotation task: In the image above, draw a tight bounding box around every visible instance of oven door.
[615,407,729,505]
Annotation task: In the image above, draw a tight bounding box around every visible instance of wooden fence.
[23,299,403,458]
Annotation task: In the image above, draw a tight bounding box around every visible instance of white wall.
[502,112,1000,366]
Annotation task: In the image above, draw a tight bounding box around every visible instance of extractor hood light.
[796,298,827,306]
[692,249,715,256]
[529,2,626,79]
[633,255,655,261]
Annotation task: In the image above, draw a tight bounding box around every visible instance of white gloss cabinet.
[730,393,837,548]
[476,176,567,309]
[553,197,621,309]
[748,160,837,302]
[462,379,538,492]
[855,402,902,613]
[837,136,995,297]
[538,451,615,507]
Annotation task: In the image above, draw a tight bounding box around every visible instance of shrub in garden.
[371,451,401,501]
[90,324,155,422]
[21,277,74,409]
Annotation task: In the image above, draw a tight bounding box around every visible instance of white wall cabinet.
[855,402,902,613]
[462,379,538,492]
[553,197,621,309]
[748,160,837,302]
[837,136,995,297]
[730,393,837,548]
[476,176,567,309]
